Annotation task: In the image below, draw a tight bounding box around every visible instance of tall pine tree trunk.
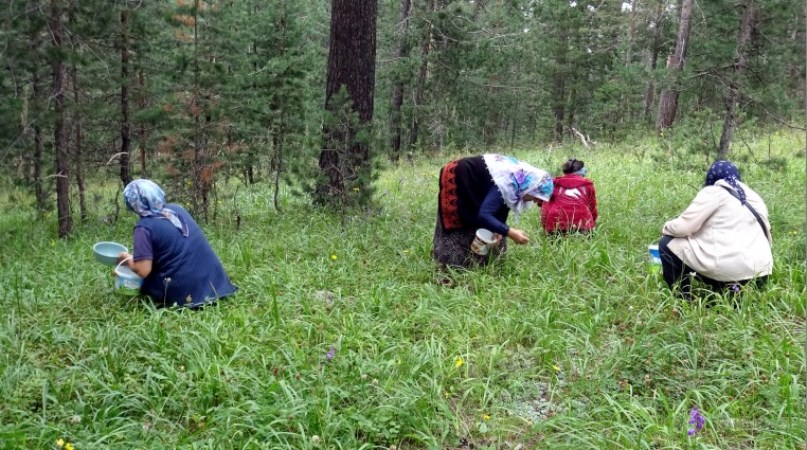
[50,0,72,237]
[566,85,578,135]
[625,0,638,66]
[717,1,756,159]
[389,0,411,161]
[31,40,47,212]
[272,118,285,212]
[138,69,148,177]
[72,61,88,222]
[643,2,664,123]
[317,0,377,204]
[191,0,208,219]
[68,5,87,222]
[120,9,132,186]
[657,0,693,130]
[552,32,568,142]
[408,0,434,151]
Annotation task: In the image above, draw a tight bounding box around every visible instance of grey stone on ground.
[508,380,565,423]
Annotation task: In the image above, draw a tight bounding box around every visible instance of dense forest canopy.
[1,0,804,235]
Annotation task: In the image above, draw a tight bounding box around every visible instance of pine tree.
[316,0,378,206]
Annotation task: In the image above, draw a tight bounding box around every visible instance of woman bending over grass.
[659,160,772,298]
[117,179,237,308]
[433,154,553,268]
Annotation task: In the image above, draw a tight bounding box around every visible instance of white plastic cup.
[471,228,496,255]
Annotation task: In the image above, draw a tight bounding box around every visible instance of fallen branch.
[104,152,129,165]
[569,127,595,148]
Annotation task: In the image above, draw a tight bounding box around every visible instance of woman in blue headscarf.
[117,179,237,308]
[658,160,772,298]
[434,154,553,268]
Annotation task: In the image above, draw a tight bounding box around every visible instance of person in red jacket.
[541,159,598,234]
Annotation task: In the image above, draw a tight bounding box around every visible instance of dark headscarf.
[705,160,745,204]
[562,159,587,176]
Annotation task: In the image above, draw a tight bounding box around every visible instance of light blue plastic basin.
[93,241,128,266]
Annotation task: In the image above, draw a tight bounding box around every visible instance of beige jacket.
[662,179,773,282]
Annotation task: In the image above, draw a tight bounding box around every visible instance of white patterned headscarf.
[483,154,553,220]
[123,179,189,237]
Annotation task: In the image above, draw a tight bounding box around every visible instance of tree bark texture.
[408,0,434,151]
[120,9,132,186]
[657,0,693,130]
[31,49,46,212]
[389,0,411,160]
[138,69,148,177]
[717,1,756,159]
[552,31,568,142]
[192,0,208,219]
[68,5,87,222]
[566,85,578,135]
[72,61,88,222]
[626,0,638,66]
[50,0,72,237]
[317,0,377,201]
[643,2,664,123]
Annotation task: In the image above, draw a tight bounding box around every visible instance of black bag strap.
[720,186,771,241]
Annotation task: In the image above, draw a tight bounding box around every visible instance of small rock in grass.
[313,290,336,309]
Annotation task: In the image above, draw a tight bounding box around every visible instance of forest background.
[0,0,805,449]
[1,0,804,227]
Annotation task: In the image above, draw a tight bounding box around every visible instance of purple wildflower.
[687,405,705,436]
[729,283,741,294]
[325,346,336,362]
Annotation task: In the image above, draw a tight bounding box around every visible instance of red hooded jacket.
[541,174,598,233]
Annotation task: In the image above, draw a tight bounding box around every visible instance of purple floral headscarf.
[483,154,553,220]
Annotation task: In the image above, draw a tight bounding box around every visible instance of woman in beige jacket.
[659,160,773,298]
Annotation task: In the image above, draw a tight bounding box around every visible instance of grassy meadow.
[0,132,805,449]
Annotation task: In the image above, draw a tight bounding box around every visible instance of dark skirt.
[432,213,507,268]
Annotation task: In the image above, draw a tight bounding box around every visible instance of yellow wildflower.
[330,254,337,260]
[455,357,464,368]
[483,414,491,421]
[56,439,65,448]
[444,391,450,398]
[65,444,74,450]
[552,364,561,372]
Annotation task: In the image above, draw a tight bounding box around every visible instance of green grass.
[0,131,804,449]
